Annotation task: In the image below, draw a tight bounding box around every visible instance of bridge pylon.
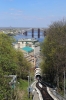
[32,28,34,38]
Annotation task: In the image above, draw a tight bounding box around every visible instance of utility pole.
[27,76,29,88]
[64,70,65,98]
[27,76,30,98]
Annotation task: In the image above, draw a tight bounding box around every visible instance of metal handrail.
[49,88,66,100]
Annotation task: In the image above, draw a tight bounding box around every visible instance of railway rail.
[36,82,54,100]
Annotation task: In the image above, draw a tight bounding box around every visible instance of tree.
[0,33,17,99]
[41,20,66,88]
[0,33,31,99]
[0,33,17,75]
[16,50,31,79]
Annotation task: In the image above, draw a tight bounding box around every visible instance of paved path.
[31,81,40,100]
[31,81,43,100]
[33,90,39,100]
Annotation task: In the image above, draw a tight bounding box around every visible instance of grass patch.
[17,79,32,100]
[19,79,28,91]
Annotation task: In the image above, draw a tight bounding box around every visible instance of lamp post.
[27,76,30,98]
[63,64,66,98]
[64,70,65,98]
[27,76,29,88]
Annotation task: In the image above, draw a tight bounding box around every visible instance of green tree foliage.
[0,33,31,99]
[41,20,66,87]
[0,67,12,100]
[0,33,17,99]
[0,33,17,75]
[0,33,31,77]
[16,50,31,79]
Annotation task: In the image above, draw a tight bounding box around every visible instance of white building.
[14,38,40,55]
[13,38,40,68]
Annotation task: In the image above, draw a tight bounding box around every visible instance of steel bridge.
[1,27,46,37]
[22,28,46,37]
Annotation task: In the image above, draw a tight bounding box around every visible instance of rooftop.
[22,46,34,53]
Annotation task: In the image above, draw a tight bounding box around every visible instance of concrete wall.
[14,43,19,49]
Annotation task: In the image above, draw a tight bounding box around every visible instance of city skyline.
[0,0,66,27]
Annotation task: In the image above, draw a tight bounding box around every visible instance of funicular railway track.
[36,82,54,100]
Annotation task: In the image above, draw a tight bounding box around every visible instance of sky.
[0,0,66,27]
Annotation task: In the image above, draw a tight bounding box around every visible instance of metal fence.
[50,88,66,100]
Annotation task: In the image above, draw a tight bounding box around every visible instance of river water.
[14,31,44,42]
